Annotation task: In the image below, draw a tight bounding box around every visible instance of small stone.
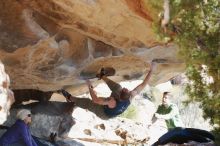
[83,129,92,136]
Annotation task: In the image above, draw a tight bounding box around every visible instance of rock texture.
[0,62,14,124]
[0,0,185,93]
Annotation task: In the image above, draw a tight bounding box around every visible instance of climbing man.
[86,61,156,117]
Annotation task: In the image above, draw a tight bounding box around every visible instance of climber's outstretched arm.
[130,62,156,98]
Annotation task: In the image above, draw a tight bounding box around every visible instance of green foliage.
[213,128,220,144]
[150,0,220,144]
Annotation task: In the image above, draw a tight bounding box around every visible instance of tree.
[149,0,220,144]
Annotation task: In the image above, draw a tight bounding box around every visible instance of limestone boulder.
[0,0,185,94]
[0,62,14,124]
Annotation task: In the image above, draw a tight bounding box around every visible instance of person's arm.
[20,124,34,146]
[130,62,156,98]
[86,80,113,105]
[150,105,161,126]
[155,104,179,120]
[31,137,38,146]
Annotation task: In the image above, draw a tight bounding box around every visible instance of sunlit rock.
[0,0,185,94]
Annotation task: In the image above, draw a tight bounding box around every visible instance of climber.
[86,61,156,117]
[58,61,156,118]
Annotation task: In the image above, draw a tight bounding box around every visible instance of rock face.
[0,0,185,93]
[0,62,14,124]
